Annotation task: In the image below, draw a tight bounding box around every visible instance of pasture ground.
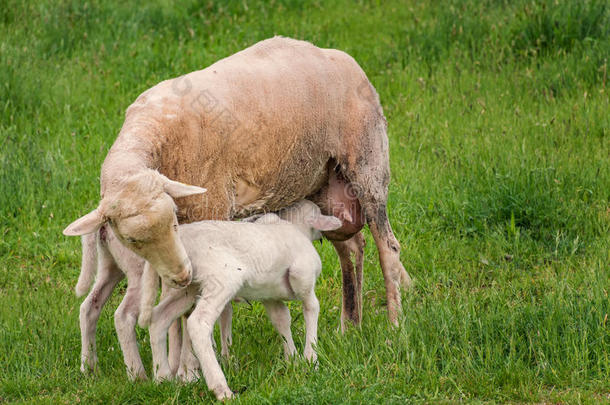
[1,0,609,403]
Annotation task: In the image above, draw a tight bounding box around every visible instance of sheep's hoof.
[304,351,317,363]
[80,357,99,376]
[401,273,414,289]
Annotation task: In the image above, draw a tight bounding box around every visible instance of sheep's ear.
[163,178,207,199]
[63,209,105,236]
[306,214,343,231]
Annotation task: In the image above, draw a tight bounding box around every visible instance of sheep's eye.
[126,237,137,244]
[173,224,178,232]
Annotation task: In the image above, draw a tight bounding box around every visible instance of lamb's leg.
[79,242,123,374]
[114,260,147,381]
[149,288,195,381]
[301,291,320,362]
[331,231,365,331]
[176,319,201,383]
[219,303,233,358]
[186,280,236,400]
[263,300,296,360]
[287,258,320,362]
[160,279,182,375]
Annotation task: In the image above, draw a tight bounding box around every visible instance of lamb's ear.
[163,178,207,198]
[338,209,353,223]
[63,209,105,236]
[306,214,343,231]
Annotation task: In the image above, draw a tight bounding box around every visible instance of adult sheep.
[64,37,412,334]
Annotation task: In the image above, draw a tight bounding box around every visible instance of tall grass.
[1,0,608,402]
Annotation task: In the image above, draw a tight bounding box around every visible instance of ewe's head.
[63,170,206,288]
[278,200,342,240]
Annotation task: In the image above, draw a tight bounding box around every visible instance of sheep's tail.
[138,262,159,328]
[75,233,97,297]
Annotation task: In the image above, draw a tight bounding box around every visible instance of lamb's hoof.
[176,367,200,383]
[153,368,174,382]
[127,368,148,382]
[214,387,234,401]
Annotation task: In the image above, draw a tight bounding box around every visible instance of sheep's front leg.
[301,292,320,363]
[114,266,147,381]
[79,247,123,374]
[187,285,235,400]
[263,300,296,360]
[149,288,194,381]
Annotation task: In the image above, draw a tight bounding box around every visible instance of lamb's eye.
[126,237,137,244]
[173,224,178,232]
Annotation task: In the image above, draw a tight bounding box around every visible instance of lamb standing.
[139,200,342,400]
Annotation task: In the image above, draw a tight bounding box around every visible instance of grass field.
[1,0,609,403]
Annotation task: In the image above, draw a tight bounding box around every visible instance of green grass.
[1,0,609,403]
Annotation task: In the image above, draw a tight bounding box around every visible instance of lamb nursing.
[139,200,342,400]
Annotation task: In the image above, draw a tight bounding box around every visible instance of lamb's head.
[253,213,282,224]
[63,170,206,288]
[278,200,342,240]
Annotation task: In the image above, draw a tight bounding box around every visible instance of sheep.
[138,200,342,400]
[75,226,184,380]
[63,36,411,334]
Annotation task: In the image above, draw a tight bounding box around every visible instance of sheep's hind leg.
[331,231,365,332]
[342,126,413,325]
[79,241,123,374]
[263,300,296,360]
[364,204,411,326]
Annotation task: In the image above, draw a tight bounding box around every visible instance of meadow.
[1,0,609,403]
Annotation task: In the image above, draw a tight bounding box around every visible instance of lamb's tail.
[138,262,159,328]
[75,233,97,297]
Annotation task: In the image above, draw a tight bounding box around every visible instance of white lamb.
[138,200,341,400]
